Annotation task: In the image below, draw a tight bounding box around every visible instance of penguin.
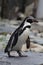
[4,16,38,57]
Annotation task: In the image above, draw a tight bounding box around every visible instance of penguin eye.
[27,19,33,23]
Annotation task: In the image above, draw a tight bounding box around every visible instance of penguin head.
[26,16,38,24]
[23,17,38,29]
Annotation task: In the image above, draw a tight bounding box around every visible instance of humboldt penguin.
[4,16,38,57]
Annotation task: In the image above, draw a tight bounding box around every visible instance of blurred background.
[0,0,38,20]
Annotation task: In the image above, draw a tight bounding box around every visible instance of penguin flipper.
[26,36,30,49]
[4,38,13,53]
[4,31,15,53]
[11,32,19,48]
[4,32,19,53]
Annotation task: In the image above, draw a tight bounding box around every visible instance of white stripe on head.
[22,16,34,29]
[23,21,31,28]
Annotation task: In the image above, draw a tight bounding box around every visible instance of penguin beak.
[32,19,38,23]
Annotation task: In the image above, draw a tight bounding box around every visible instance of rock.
[30,42,43,52]
[20,42,43,53]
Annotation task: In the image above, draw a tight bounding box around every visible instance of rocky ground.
[0,19,43,65]
[0,51,43,65]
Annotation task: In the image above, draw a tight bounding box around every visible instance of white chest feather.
[13,28,29,51]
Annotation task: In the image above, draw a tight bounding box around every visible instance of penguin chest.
[13,28,29,51]
[20,28,29,41]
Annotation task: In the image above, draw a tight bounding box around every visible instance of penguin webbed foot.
[19,55,28,57]
[17,51,28,57]
[7,51,28,57]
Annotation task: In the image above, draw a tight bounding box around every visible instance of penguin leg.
[17,51,28,57]
[7,51,11,57]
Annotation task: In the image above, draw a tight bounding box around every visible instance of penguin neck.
[23,22,31,29]
[19,25,31,36]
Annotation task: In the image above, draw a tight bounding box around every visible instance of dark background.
[0,0,33,19]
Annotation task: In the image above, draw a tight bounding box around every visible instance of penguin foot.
[19,55,28,57]
[7,51,17,58]
[17,51,28,57]
[7,51,28,57]
[8,55,16,58]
